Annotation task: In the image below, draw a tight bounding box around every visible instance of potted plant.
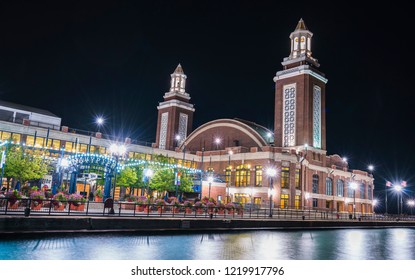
[94,189,103,202]
[217,201,226,214]
[122,194,138,210]
[155,198,166,214]
[194,201,205,214]
[52,192,68,211]
[183,200,193,214]
[30,190,45,210]
[206,201,216,214]
[6,190,22,209]
[69,193,87,211]
[134,196,148,212]
[225,202,235,215]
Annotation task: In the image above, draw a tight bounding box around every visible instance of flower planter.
[135,205,145,212]
[157,207,163,214]
[121,203,135,210]
[173,207,180,214]
[218,209,225,214]
[196,208,204,214]
[31,203,42,210]
[70,204,85,211]
[95,197,103,202]
[208,208,214,214]
[54,204,65,211]
[185,208,193,214]
[226,209,234,215]
[8,202,19,209]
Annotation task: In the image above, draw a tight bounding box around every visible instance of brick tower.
[155,64,195,150]
[273,19,328,150]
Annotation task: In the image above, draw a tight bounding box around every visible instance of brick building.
[154,19,374,214]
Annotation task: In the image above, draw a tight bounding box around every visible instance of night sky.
[0,1,414,211]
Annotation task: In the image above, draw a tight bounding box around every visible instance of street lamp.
[266,167,276,218]
[394,184,403,216]
[350,181,358,219]
[408,200,415,216]
[109,143,126,201]
[96,117,104,132]
[207,175,214,199]
[214,138,221,150]
[372,199,378,213]
[175,135,181,147]
[143,168,153,196]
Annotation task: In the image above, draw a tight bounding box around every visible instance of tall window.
[312,174,319,193]
[281,167,290,188]
[347,183,354,198]
[26,135,35,146]
[336,180,344,197]
[312,198,318,208]
[280,194,289,209]
[235,165,250,187]
[325,177,333,195]
[295,168,300,189]
[360,183,365,199]
[295,195,300,209]
[255,166,262,186]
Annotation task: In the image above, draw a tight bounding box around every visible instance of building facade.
[0,19,374,214]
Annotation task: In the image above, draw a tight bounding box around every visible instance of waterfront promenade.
[1,199,415,234]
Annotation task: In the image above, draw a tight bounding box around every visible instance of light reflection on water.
[1,228,414,260]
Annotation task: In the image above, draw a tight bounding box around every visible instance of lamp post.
[143,168,153,196]
[394,184,403,216]
[175,135,181,148]
[266,167,276,218]
[227,150,233,202]
[109,143,126,201]
[408,200,415,216]
[350,182,358,219]
[207,175,214,199]
[59,157,69,191]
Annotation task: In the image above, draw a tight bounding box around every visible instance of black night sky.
[0,1,414,212]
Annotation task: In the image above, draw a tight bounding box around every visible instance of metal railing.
[1,197,413,221]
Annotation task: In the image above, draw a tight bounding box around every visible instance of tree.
[3,145,48,189]
[116,166,138,194]
[149,168,194,197]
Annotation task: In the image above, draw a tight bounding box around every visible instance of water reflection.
[1,228,414,260]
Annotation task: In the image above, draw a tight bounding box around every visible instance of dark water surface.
[1,228,414,260]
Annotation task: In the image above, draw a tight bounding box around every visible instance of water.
[1,228,414,260]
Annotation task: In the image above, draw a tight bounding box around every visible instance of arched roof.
[182,118,273,152]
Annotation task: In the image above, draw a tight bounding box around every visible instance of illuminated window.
[65,141,73,152]
[51,139,60,150]
[89,145,95,153]
[281,167,289,188]
[325,177,333,195]
[255,165,262,186]
[79,144,88,153]
[295,195,300,209]
[348,183,354,198]
[235,165,250,187]
[295,168,300,189]
[1,132,11,141]
[312,174,319,193]
[280,194,289,209]
[12,133,21,143]
[99,146,106,155]
[336,180,344,197]
[26,135,35,146]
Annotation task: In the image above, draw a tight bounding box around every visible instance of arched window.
[325,177,333,195]
[312,174,319,193]
[294,37,299,50]
[300,36,306,50]
[336,179,344,197]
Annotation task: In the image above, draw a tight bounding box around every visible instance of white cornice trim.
[157,100,195,112]
[273,66,328,84]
